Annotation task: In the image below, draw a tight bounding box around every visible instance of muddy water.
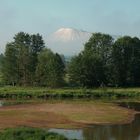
[49,102,140,140]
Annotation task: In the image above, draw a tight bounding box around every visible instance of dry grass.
[0,101,136,129]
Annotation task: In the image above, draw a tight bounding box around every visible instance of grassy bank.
[0,86,140,100]
[0,127,68,140]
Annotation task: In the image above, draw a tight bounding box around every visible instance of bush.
[0,127,68,140]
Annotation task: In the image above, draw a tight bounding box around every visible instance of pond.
[49,102,140,140]
[0,100,140,140]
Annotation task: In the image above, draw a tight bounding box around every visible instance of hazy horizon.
[1,0,140,54]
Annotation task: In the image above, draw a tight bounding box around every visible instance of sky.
[0,0,140,53]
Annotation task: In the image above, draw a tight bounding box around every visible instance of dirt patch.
[0,101,136,129]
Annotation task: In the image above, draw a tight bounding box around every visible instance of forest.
[1,32,140,88]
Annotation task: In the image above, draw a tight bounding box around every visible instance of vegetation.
[1,32,140,88]
[1,32,45,86]
[36,49,65,87]
[0,127,68,140]
[68,33,140,87]
[0,32,65,87]
[0,86,140,100]
[0,32,140,139]
[68,33,113,87]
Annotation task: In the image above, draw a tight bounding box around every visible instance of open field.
[0,86,140,100]
[0,100,136,129]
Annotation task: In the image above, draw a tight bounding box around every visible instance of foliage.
[68,52,105,87]
[68,33,140,87]
[36,49,65,87]
[1,32,65,88]
[0,127,68,140]
[1,32,140,88]
[68,33,113,87]
[2,43,19,86]
[2,32,45,86]
[112,36,140,86]
[0,86,140,100]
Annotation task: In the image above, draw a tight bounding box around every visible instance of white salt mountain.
[46,28,92,56]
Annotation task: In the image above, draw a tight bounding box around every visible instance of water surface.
[49,102,140,140]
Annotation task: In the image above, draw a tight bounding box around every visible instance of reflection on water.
[48,129,83,140]
[83,114,140,140]
[49,102,140,140]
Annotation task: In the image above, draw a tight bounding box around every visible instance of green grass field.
[0,86,140,100]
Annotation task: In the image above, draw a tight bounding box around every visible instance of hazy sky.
[0,0,140,53]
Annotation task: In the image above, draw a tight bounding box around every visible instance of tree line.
[0,32,140,87]
[68,33,140,87]
[0,32,64,87]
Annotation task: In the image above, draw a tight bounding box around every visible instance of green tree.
[68,33,113,87]
[29,34,45,83]
[2,32,45,86]
[2,43,18,85]
[36,49,65,87]
[14,32,32,86]
[0,54,4,85]
[68,51,104,87]
[85,33,114,84]
[14,32,45,85]
[112,36,140,86]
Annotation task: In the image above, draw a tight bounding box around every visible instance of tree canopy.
[1,32,140,88]
[36,49,65,87]
[1,32,65,87]
[68,33,140,87]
